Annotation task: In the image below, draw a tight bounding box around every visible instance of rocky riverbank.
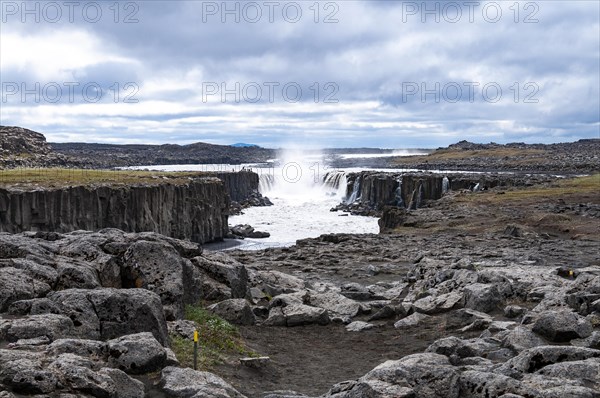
[332,171,557,216]
[1,173,598,397]
[0,177,230,244]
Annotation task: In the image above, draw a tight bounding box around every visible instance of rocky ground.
[1,126,274,169]
[1,172,599,397]
[0,127,69,168]
[331,139,600,174]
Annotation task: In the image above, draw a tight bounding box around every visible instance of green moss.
[0,168,212,189]
[169,304,259,370]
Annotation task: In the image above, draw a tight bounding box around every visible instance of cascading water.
[442,176,449,194]
[346,175,362,204]
[416,183,424,208]
[229,150,378,248]
[322,171,348,197]
[259,174,275,194]
[395,178,404,207]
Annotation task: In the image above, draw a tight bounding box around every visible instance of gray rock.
[497,346,600,378]
[82,289,169,345]
[265,304,329,327]
[107,332,167,374]
[537,358,600,387]
[263,391,311,398]
[21,288,168,345]
[0,267,51,312]
[165,347,180,366]
[48,353,117,397]
[394,312,431,329]
[55,260,101,290]
[0,314,74,342]
[572,331,600,349]
[335,353,460,398]
[412,291,464,315]
[192,254,249,299]
[8,297,61,316]
[208,299,256,326]
[446,308,493,330]
[463,283,503,313]
[308,292,361,322]
[346,321,374,332]
[46,339,108,360]
[239,356,270,368]
[250,270,306,297]
[500,326,546,353]
[504,305,526,318]
[98,368,145,398]
[7,336,50,349]
[167,320,197,340]
[426,337,500,364]
[368,305,402,321]
[458,371,534,398]
[6,368,59,394]
[340,283,373,301]
[159,366,246,398]
[0,352,45,393]
[532,309,593,342]
[121,240,187,320]
[3,258,58,286]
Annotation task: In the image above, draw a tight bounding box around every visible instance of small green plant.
[169,304,258,369]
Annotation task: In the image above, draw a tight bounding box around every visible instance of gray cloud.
[1,0,598,147]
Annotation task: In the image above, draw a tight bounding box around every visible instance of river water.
[125,150,435,249]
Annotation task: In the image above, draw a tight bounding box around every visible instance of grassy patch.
[456,174,599,203]
[394,147,547,164]
[170,304,258,369]
[0,168,214,190]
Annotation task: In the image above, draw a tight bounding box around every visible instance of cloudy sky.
[1,1,598,148]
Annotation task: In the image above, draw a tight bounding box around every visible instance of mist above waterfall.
[256,148,347,203]
[230,147,378,248]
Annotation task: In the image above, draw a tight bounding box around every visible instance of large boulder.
[0,267,50,312]
[47,354,117,397]
[0,314,75,343]
[308,292,362,322]
[107,332,167,374]
[265,304,329,327]
[98,368,145,398]
[458,371,534,398]
[412,291,464,315]
[497,346,600,378]
[121,240,188,320]
[327,353,460,398]
[208,299,256,326]
[394,312,431,329]
[532,310,593,342]
[500,326,546,353]
[192,254,249,299]
[11,289,169,345]
[463,283,503,313]
[159,366,246,398]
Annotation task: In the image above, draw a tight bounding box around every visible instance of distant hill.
[230,143,260,148]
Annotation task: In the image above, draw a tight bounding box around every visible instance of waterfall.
[416,183,424,208]
[259,174,275,194]
[442,176,449,194]
[322,171,346,190]
[346,175,362,204]
[395,178,404,207]
[473,182,480,192]
[322,171,348,197]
